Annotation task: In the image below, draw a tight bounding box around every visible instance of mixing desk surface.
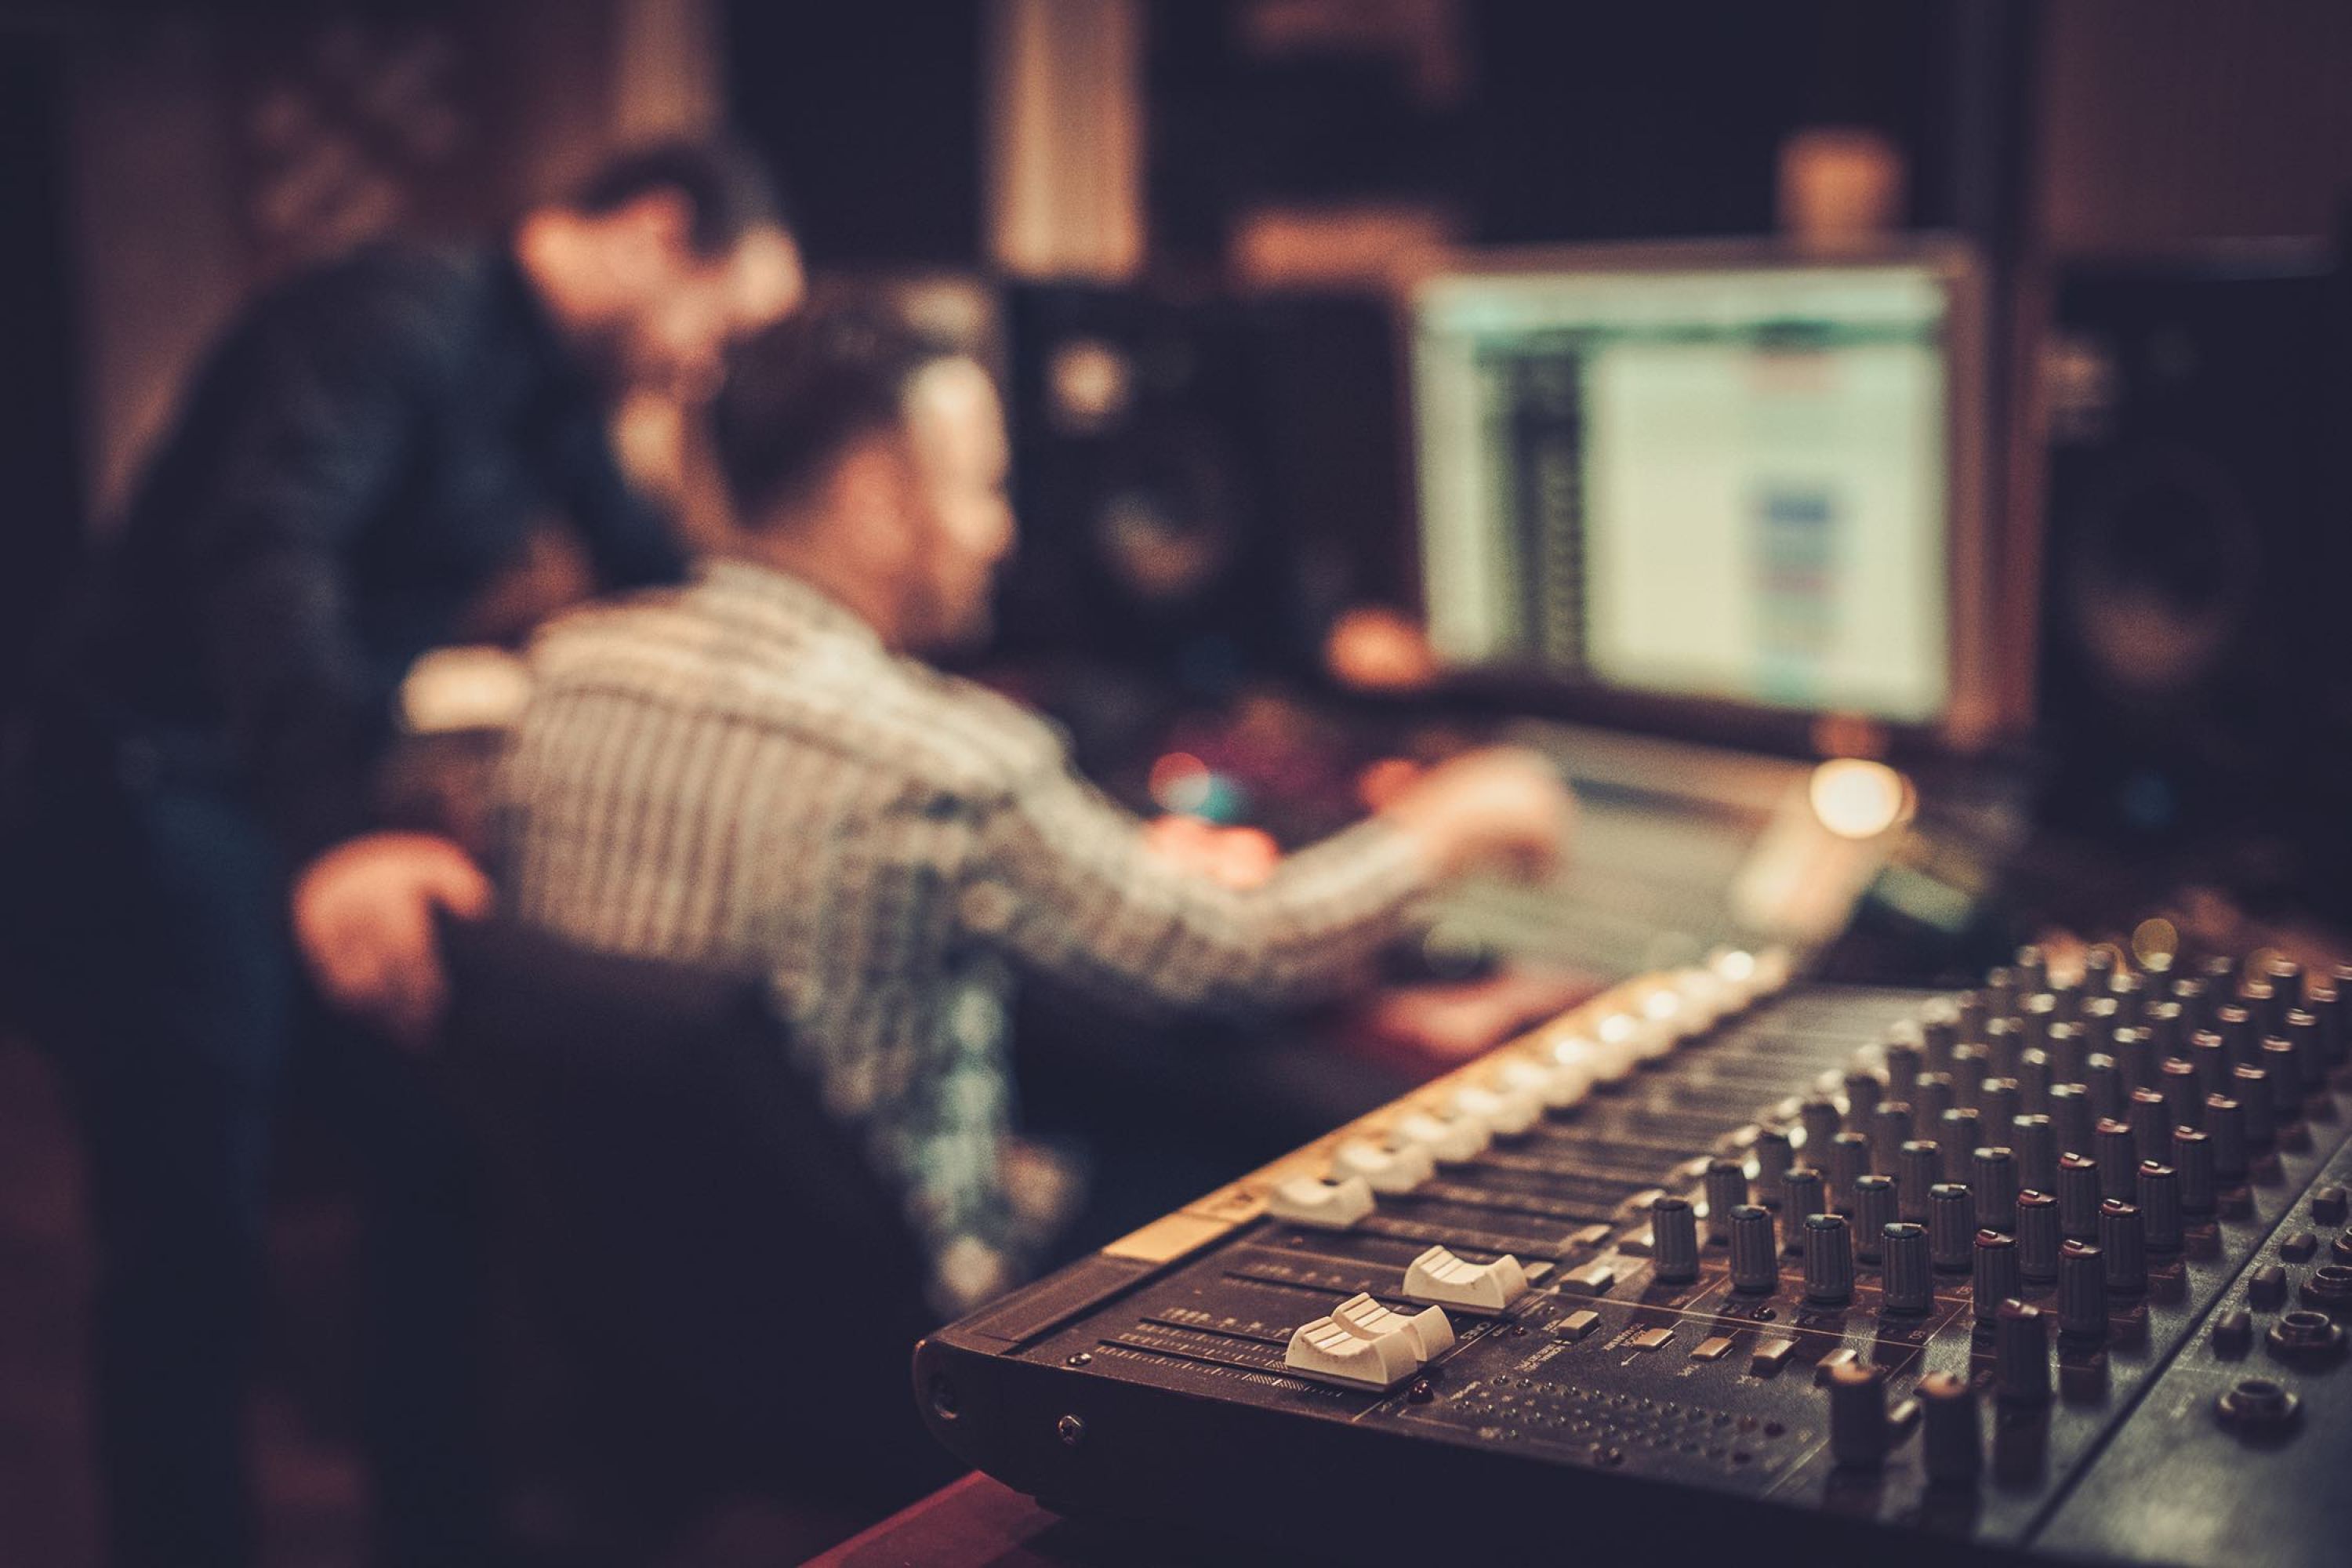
[916,946,2352,1566]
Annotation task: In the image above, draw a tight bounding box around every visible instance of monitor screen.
[1410,251,1973,728]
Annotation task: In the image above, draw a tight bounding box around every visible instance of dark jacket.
[76,241,684,862]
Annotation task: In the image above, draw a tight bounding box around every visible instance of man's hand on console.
[290,831,492,1047]
[1377,746,1577,882]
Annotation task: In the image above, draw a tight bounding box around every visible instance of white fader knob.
[1264,1174,1375,1230]
[1332,1292,1455,1360]
[1285,1307,1424,1390]
[1403,1243,1530,1312]
[1454,1081,1541,1137]
[1330,1138,1435,1195]
[1392,1109,1490,1165]
[1497,1054,1587,1111]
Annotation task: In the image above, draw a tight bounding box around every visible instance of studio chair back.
[434,916,939,1501]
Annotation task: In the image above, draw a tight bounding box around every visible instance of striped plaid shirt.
[492,559,1432,1308]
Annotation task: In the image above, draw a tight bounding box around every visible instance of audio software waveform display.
[1411,254,1958,725]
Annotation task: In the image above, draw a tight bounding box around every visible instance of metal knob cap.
[2136,1162,2183,1254]
[2098,1200,2147,1295]
[1929,1184,1975,1272]
[1853,1175,1897,1263]
[1919,1370,1981,1486]
[1703,1158,1748,1244]
[1728,1205,1778,1294]
[2016,1189,2060,1282]
[2058,1240,2108,1340]
[1828,1360,1889,1468]
[1650,1194,1700,1284]
[1995,1298,2051,1406]
[1881,1222,1932,1314]
[1804,1214,1855,1305]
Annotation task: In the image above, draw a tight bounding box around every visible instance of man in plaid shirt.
[494,307,1573,1312]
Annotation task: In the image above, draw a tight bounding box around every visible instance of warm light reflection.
[1807,757,1910,840]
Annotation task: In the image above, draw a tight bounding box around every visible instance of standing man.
[5,140,802,1566]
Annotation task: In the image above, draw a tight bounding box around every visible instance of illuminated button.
[1556,1261,1617,1298]
[1454,1082,1541,1138]
[1555,1308,1602,1341]
[1331,1292,1455,1362]
[1404,1245,1530,1312]
[1284,1313,1422,1389]
[1264,1174,1374,1230]
[1330,1138,1433,1196]
[1392,1109,1489,1165]
[1691,1335,1736,1362]
[1627,1327,1675,1352]
[1749,1339,1798,1376]
[1497,1055,1584,1111]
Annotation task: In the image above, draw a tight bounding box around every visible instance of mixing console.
[915,946,2352,1566]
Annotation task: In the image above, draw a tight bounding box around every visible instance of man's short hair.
[565,137,789,257]
[714,303,969,525]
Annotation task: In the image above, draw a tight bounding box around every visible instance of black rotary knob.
[2016,1189,2060,1282]
[1843,1069,1883,1130]
[1729,1205,1778,1293]
[1881,1222,1933,1314]
[2045,1018,2085,1084]
[2099,1200,2147,1295]
[1996,1298,2052,1406]
[2094,1120,2138,1200]
[2172,1127,2216,1215]
[1987,1014,2024,1077]
[1755,1129,1796,1203]
[2013,1113,2060,1196]
[1951,1044,1993,1107]
[2216,1002,2255,1068]
[2190,1031,2227,1099]
[2110,971,2147,1030]
[1884,1040,1923,1103]
[2230,1064,2275,1149]
[1781,1167,1826,1237]
[1828,1360,1890,1468]
[2161,1058,2202,1131]
[2085,1052,2124,1121]
[1899,1142,1941,1221]
[1973,1147,2020,1232]
[1871,1102,1915,1173]
[2259,1038,2302,1124]
[1915,1070,1957,1128]
[1828,1133,1871,1213]
[2206,1095,2249,1181]
[2109,1025,2155,1091]
[2081,994,2122,1059]
[1974,1231,2020,1323]
[1929,1184,1976,1272]
[2016,1048,2054,1115]
[1651,1194,1700,1283]
[2049,1082,2094,1160]
[2129,1089,2171,1166]
[1980,1079,2023,1140]
[1925,1004,1962,1070]
[2146,998,2187,1062]
[1940,1110,1982,1183]
[2057,1152,2103,1239]
[2136,1163,2183,1254]
[1919,1370,1981,1486]
[2059,1240,2108,1340]
[1853,1175,1897,1263]
[1703,1158,1748,1244]
[2284,1011,2326,1098]
[1805,1214,1856,1305]
[1800,1097,1842,1155]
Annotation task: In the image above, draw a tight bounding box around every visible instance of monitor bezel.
[1392,234,2002,760]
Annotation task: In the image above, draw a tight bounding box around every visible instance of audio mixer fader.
[915,946,2352,1566]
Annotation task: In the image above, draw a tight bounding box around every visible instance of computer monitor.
[1406,241,1996,746]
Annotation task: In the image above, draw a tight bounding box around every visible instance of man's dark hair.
[715,303,970,525]
[566,136,789,256]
